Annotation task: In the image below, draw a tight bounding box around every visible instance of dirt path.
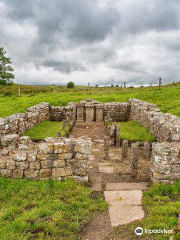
[70,122,149,240]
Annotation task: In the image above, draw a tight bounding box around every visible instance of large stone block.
[13,169,23,178]
[13,152,27,161]
[40,169,51,178]
[37,143,54,154]
[24,169,39,179]
[1,134,19,149]
[52,167,72,178]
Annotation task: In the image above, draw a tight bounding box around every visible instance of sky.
[0,0,180,86]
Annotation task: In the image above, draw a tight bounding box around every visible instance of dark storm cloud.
[0,0,180,85]
[43,60,87,74]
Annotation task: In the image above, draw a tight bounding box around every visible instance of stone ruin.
[1,98,180,183]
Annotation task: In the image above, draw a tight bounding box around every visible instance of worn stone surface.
[105,182,149,191]
[104,190,144,226]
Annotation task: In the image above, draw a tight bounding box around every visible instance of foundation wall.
[0,135,91,182]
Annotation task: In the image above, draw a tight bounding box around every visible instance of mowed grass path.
[1,85,180,117]
[118,121,156,142]
[0,178,106,240]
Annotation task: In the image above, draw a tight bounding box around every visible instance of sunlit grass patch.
[118,121,156,142]
[24,121,66,140]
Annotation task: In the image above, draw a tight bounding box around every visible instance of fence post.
[158,78,162,90]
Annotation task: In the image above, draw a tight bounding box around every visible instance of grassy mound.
[0,178,107,240]
[24,121,67,140]
[118,121,156,142]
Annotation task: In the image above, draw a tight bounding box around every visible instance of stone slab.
[99,167,114,173]
[91,182,102,192]
[104,190,144,226]
[104,190,143,206]
[105,182,149,191]
[107,205,144,226]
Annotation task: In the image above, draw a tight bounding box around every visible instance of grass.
[0,177,107,240]
[1,84,180,118]
[112,181,180,240]
[24,121,68,140]
[117,121,157,142]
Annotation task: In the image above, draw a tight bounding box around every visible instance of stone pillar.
[131,142,139,178]
[57,131,61,137]
[122,140,128,159]
[76,103,85,122]
[63,120,67,131]
[85,102,94,122]
[95,104,104,122]
[116,125,121,147]
[144,141,151,160]
[104,136,109,160]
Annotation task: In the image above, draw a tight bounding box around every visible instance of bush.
[67,81,75,88]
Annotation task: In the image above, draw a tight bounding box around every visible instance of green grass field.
[118,121,156,142]
[1,84,180,118]
[0,178,107,240]
[24,121,67,140]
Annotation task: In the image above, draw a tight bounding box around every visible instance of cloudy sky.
[0,0,180,86]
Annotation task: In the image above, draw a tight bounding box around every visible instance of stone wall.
[129,98,180,142]
[0,102,50,137]
[151,142,180,183]
[0,134,91,182]
[50,102,76,121]
[76,99,130,122]
[104,102,130,122]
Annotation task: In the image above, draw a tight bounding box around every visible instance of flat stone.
[104,190,142,206]
[91,182,102,192]
[107,205,144,226]
[99,167,114,173]
[105,182,149,191]
[92,149,101,152]
[104,190,144,226]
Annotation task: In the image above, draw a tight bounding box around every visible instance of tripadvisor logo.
[135,227,143,235]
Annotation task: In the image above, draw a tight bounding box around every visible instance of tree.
[67,81,75,88]
[0,47,14,85]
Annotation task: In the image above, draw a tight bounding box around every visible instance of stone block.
[6,161,16,170]
[37,143,53,154]
[16,161,29,170]
[52,167,72,178]
[54,142,72,154]
[40,169,51,178]
[1,134,19,149]
[24,169,39,179]
[13,152,27,161]
[0,169,12,177]
[28,152,37,162]
[13,169,23,178]
[53,160,65,168]
[29,161,41,170]
[41,160,52,169]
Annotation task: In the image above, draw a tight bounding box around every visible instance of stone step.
[104,190,145,226]
[91,182,102,192]
[105,182,149,191]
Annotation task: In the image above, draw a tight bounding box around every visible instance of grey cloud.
[43,60,87,74]
[0,0,180,86]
